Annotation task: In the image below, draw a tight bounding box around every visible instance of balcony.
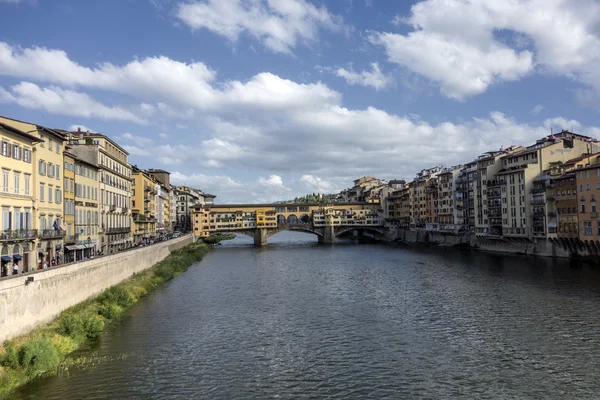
[488,201,502,208]
[487,190,501,198]
[0,229,38,241]
[109,204,117,212]
[531,199,546,205]
[531,188,547,194]
[39,229,66,239]
[122,207,129,213]
[107,227,131,234]
[487,180,505,187]
[591,212,598,219]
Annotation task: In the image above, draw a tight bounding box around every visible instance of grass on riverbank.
[203,233,236,245]
[0,241,211,397]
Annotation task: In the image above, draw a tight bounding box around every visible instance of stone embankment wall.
[395,228,592,258]
[0,235,193,342]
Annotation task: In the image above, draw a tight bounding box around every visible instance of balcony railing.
[0,229,38,241]
[531,188,547,194]
[531,199,546,205]
[39,229,66,239]
[109,204,117,212]
[107,227,131,234]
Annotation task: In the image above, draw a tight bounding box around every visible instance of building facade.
[0,122,39,274]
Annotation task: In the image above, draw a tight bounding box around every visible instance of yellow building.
[63,150,76,261]
[0,116,67,268]
[0,121,40,275]
[131,166,157,243]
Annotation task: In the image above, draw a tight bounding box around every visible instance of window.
[40,135,45,147]
[48,186,53,203]
[56,142,60,154]
[48,140,53,152]
[23,148,31,163]
[587,170,590,178]
[1,141,8,157]
[587,183,590,191]
[12,144,21,160]
[40,184,45,201]
[580,184,583,192]
[24,175,30,196]
[56,166,60,179]
[584,221,592,236]
[13,173,19,195]
[581,204,586,213]
[39,160,46,176]
[2,170,8,193]
[64,178,68,191]
[593,203,597,213]
[48,163,54,178]
[55,189,61,204]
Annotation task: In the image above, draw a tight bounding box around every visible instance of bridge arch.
[300,214,311,223]
[277,215,286,225]
[334,226,386,238]
[287,214,298,224]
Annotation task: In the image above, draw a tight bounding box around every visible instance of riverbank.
[0,240,216,397]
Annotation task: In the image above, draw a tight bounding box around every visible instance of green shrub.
[98,286,134,308]
[57,314,83,338]
[1,341,20,369]
[98,303,123,320]
[82,314,104,339]
[18,339,60,376]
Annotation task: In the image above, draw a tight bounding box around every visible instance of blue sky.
[1,0,600,202]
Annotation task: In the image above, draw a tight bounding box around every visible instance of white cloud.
[2,41,600,203]
[176,0,343,54]
[123,145,152,157]
[117,132,154,144]
[370,0,600,99]
[300,175,340,193]
[530,104,544,115]
[335,62,391,90]
[1,82,148,124]
[158,133,169,139]
[258,174,286,188]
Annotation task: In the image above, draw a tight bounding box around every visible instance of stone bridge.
[216,223,388,246]
[192,202,390,246]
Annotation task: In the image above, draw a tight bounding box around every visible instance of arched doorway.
[1,245,9,277]
[277,215,286,225]
[12,244,21,274]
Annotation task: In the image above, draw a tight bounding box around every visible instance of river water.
[10,232,600,399]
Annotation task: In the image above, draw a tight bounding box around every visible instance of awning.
[13,254,23,260]
[65,245,87,251]
[548,218,558,228]
[1,256,11,262]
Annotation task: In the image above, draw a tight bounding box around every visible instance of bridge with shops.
[191,202,388,246]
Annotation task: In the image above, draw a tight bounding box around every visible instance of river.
[10,231,600,399]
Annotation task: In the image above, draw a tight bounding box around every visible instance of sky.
[2,0,600,203]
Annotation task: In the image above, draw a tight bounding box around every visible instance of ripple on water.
[11,232,600,400]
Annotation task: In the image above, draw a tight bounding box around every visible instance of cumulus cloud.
[370,0,600,99]
[1,82,148,124]
[1,41,600,203]
[176,0,344,54]
[300,175,340,193]
[334,63,391,90]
